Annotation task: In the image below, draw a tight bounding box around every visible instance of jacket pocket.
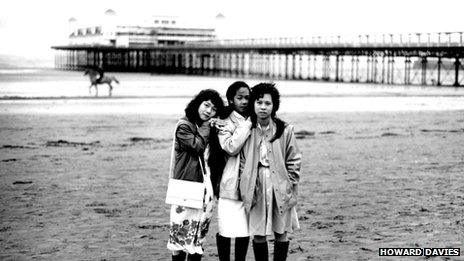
[284,183,297,207]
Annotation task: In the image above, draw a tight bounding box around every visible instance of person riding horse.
[84,66,119,96]
[95,66,104,83]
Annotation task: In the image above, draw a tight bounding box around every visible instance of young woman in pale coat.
[211,81,252,261]
[239,83,301,261]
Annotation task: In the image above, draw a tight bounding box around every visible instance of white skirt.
[217,198,249,237]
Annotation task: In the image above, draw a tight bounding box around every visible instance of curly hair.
[249,82,287,142]
[184,89,225,124]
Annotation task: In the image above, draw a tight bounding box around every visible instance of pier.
[52,32,464,86]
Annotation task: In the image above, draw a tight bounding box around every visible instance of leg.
[234,236,250,261]
[107,83,113,96]
[172,251,186,261]
[253,235,268,261]
[216,233,231,261]
[273,232,289,261]
[187,253,202,261]
[89,84,93,95]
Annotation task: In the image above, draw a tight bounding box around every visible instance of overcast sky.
[1,0,463,59]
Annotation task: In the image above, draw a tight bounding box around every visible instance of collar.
[231,110,246,122]
[257,122,271,132]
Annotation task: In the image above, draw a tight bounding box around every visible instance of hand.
[210,118,227,130]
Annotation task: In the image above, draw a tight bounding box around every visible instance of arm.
[285,125,302,184]
[239,147,246,177]
[218,118,252,156]
[176,123,208,154]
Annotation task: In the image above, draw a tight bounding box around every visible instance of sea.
[0,68,464,115]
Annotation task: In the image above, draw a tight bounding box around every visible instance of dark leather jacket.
[172,117,210,182]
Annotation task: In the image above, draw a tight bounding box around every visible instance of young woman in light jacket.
[211,81,252,261]
[239,83,301,261]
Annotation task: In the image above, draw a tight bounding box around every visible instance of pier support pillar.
[366,55,371,83]
[339,56,344,82]
[390,56,395,84]
[307,54,312,80]
[437,57,442,86]
[313,55,318,80]
[350,56,355,82]
[421,56,428,85]
[454,57,461,87]
[404,57,411,85]
[292,54,297,79]
[382,55,386,84]
[284,54,289,79]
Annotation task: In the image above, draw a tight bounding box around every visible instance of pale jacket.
[239,120,302,214]
[218,111,252,199]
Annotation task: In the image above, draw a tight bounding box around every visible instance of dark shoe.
[252,240,269,261]
[216,233,231,261]
[273,241,289,261]
[172,251,186,261]
[234,236,249,261]
[187,253,202,261]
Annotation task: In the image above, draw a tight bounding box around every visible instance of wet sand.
[1,110,463,260]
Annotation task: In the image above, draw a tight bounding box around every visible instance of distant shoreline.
[2,92,464,101]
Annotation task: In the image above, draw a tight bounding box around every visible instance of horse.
[84,69,120,97]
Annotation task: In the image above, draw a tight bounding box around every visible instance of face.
[231,87,249,115]
[254,93,273,120]
[198,100,217,121]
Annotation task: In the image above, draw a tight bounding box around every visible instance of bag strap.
[196,123,207,180]
[198,155,206,178]
[168,125,177,179]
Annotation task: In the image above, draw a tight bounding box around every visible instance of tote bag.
[165,121,206,209]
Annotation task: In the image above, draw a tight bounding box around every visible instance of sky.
[0,0,463,60]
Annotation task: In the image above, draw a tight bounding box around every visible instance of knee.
[253,235,267,243]
[274,232,288,242]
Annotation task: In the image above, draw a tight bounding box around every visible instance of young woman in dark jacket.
[167,89,225,261]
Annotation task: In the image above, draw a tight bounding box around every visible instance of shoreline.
[2,91,464,101]
[2,97,464,115]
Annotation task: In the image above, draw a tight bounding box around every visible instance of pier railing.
[186,32,464,48]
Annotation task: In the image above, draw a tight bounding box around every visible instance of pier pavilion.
[66,9,216,47]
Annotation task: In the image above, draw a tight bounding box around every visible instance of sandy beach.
[1,108,463,260]
[1,69,464,260]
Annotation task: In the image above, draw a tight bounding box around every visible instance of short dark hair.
[226,81,249,102]
[249,82,286,142]
[223,81,250,118]
[249,82,280,117]
[185,89,224,124]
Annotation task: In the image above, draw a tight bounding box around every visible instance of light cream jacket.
[239,120,302,214]
[218,111,252,200]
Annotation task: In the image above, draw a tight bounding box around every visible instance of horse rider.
[95,66,104,83]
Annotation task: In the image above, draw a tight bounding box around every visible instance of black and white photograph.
[1,0,463,260]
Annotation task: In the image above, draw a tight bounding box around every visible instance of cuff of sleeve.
[242,119,252,129]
